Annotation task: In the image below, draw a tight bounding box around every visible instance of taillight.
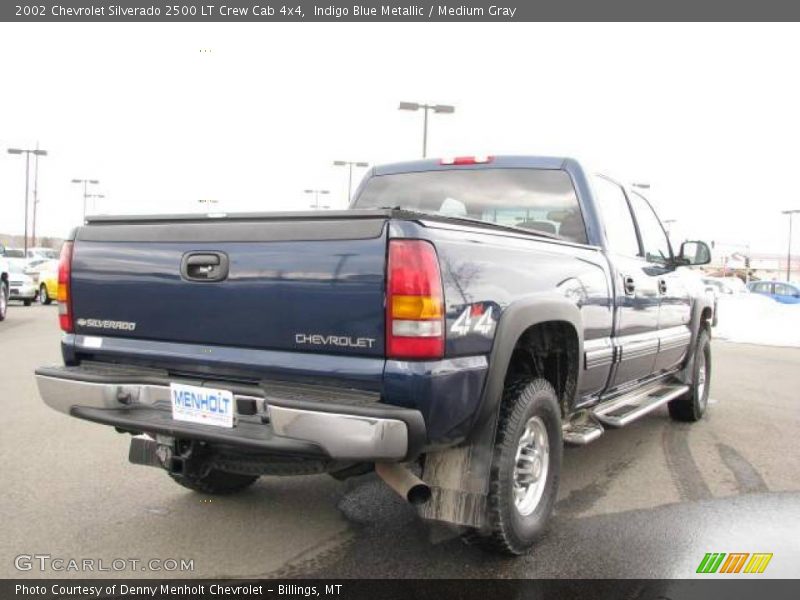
[57,241,74,332]
[386,240,444,360]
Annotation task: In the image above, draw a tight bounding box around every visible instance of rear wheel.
[465,378,562,555]
[23,298,32,307]
[168,469,259,494]
[39,284,52,305]
[0,281,7,321]
[669,329,711,422]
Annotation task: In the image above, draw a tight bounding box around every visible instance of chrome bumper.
[36,370,422,461]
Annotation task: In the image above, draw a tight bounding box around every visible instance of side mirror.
[678,240,711,266]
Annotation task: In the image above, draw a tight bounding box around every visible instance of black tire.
[39,284,52,305]
[23,298,32,307]
[169,469,259,494]
[669,329,711,422]
[465,378,562,555]
[0,281,7,321]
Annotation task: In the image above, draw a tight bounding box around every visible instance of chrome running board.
[562,421,604,445]
[592,382,690,428]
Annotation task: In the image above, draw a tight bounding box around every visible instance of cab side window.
[628,192,672,264]
[592,175,640,257]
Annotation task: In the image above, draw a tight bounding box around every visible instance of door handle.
[623,275,636,295]
[181,252,229,282]
[658,278,668,295]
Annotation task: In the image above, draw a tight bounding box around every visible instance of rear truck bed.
[35,209,490,469]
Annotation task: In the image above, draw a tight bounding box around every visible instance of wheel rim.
[513,416,549,516]
[0,286,6,316]
[697,349,708,407]
[39,286,47,303]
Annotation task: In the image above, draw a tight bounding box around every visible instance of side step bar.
[563,421,604,445]
[593,383,690,428]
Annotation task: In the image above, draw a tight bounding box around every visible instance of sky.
[0,22,799,255]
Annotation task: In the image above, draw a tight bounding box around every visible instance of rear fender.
[419,297,582,527]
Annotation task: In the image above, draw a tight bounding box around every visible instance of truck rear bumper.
[35,365,426,462]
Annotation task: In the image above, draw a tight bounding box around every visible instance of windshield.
[353,168,587,243]
[5,249,25,258]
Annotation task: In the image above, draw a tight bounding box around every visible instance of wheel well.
[504,320,579,415]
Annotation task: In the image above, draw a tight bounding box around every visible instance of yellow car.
[26,260,59,305]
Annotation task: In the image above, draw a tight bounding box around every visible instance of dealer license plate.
[170,383,235,428]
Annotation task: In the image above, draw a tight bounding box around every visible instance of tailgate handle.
[181,252,229,282]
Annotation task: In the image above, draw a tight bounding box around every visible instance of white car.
[703,276,749,295]
[7,261,37,306]
[27,246,59,261]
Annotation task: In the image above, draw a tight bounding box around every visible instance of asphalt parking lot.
[1,303,799,579]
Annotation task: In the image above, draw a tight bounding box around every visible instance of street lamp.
[782,209,800,282]
[304,189,330,210]
[398,101,455,158]
[71,179,100,220]
[86,194,106,214]
[333,160,369,204]
[7,145,48,255]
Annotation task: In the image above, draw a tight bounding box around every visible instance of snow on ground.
[713,294,800,347]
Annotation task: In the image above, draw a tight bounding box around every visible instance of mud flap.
[416,422,496,528]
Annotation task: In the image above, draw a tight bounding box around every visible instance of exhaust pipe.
[375,462,432,505]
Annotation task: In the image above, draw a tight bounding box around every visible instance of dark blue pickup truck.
[36,156,713,555]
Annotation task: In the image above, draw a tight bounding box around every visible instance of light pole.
[333,160,369,203]
[7,145,48,255]
[304,189,330,210]
[71,178,100,220]
[86,194,106,214]
[782,209,800,282]
[398,102,455,158]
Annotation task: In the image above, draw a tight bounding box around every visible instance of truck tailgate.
[70,215,387,356]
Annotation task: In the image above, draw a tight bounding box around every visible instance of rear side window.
[591,175,640,256]
[774,283,798,296]
[354,168,588,243]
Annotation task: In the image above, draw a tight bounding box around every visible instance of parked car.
[25,259,59,305]
[36,156,713,555]
[2,247,26,260]
[747,280,800,304]
[0,254,8,321]
[27,246,60,261]
[703,276,747,295]
[698,278,721,326]
[7,261,37,306]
